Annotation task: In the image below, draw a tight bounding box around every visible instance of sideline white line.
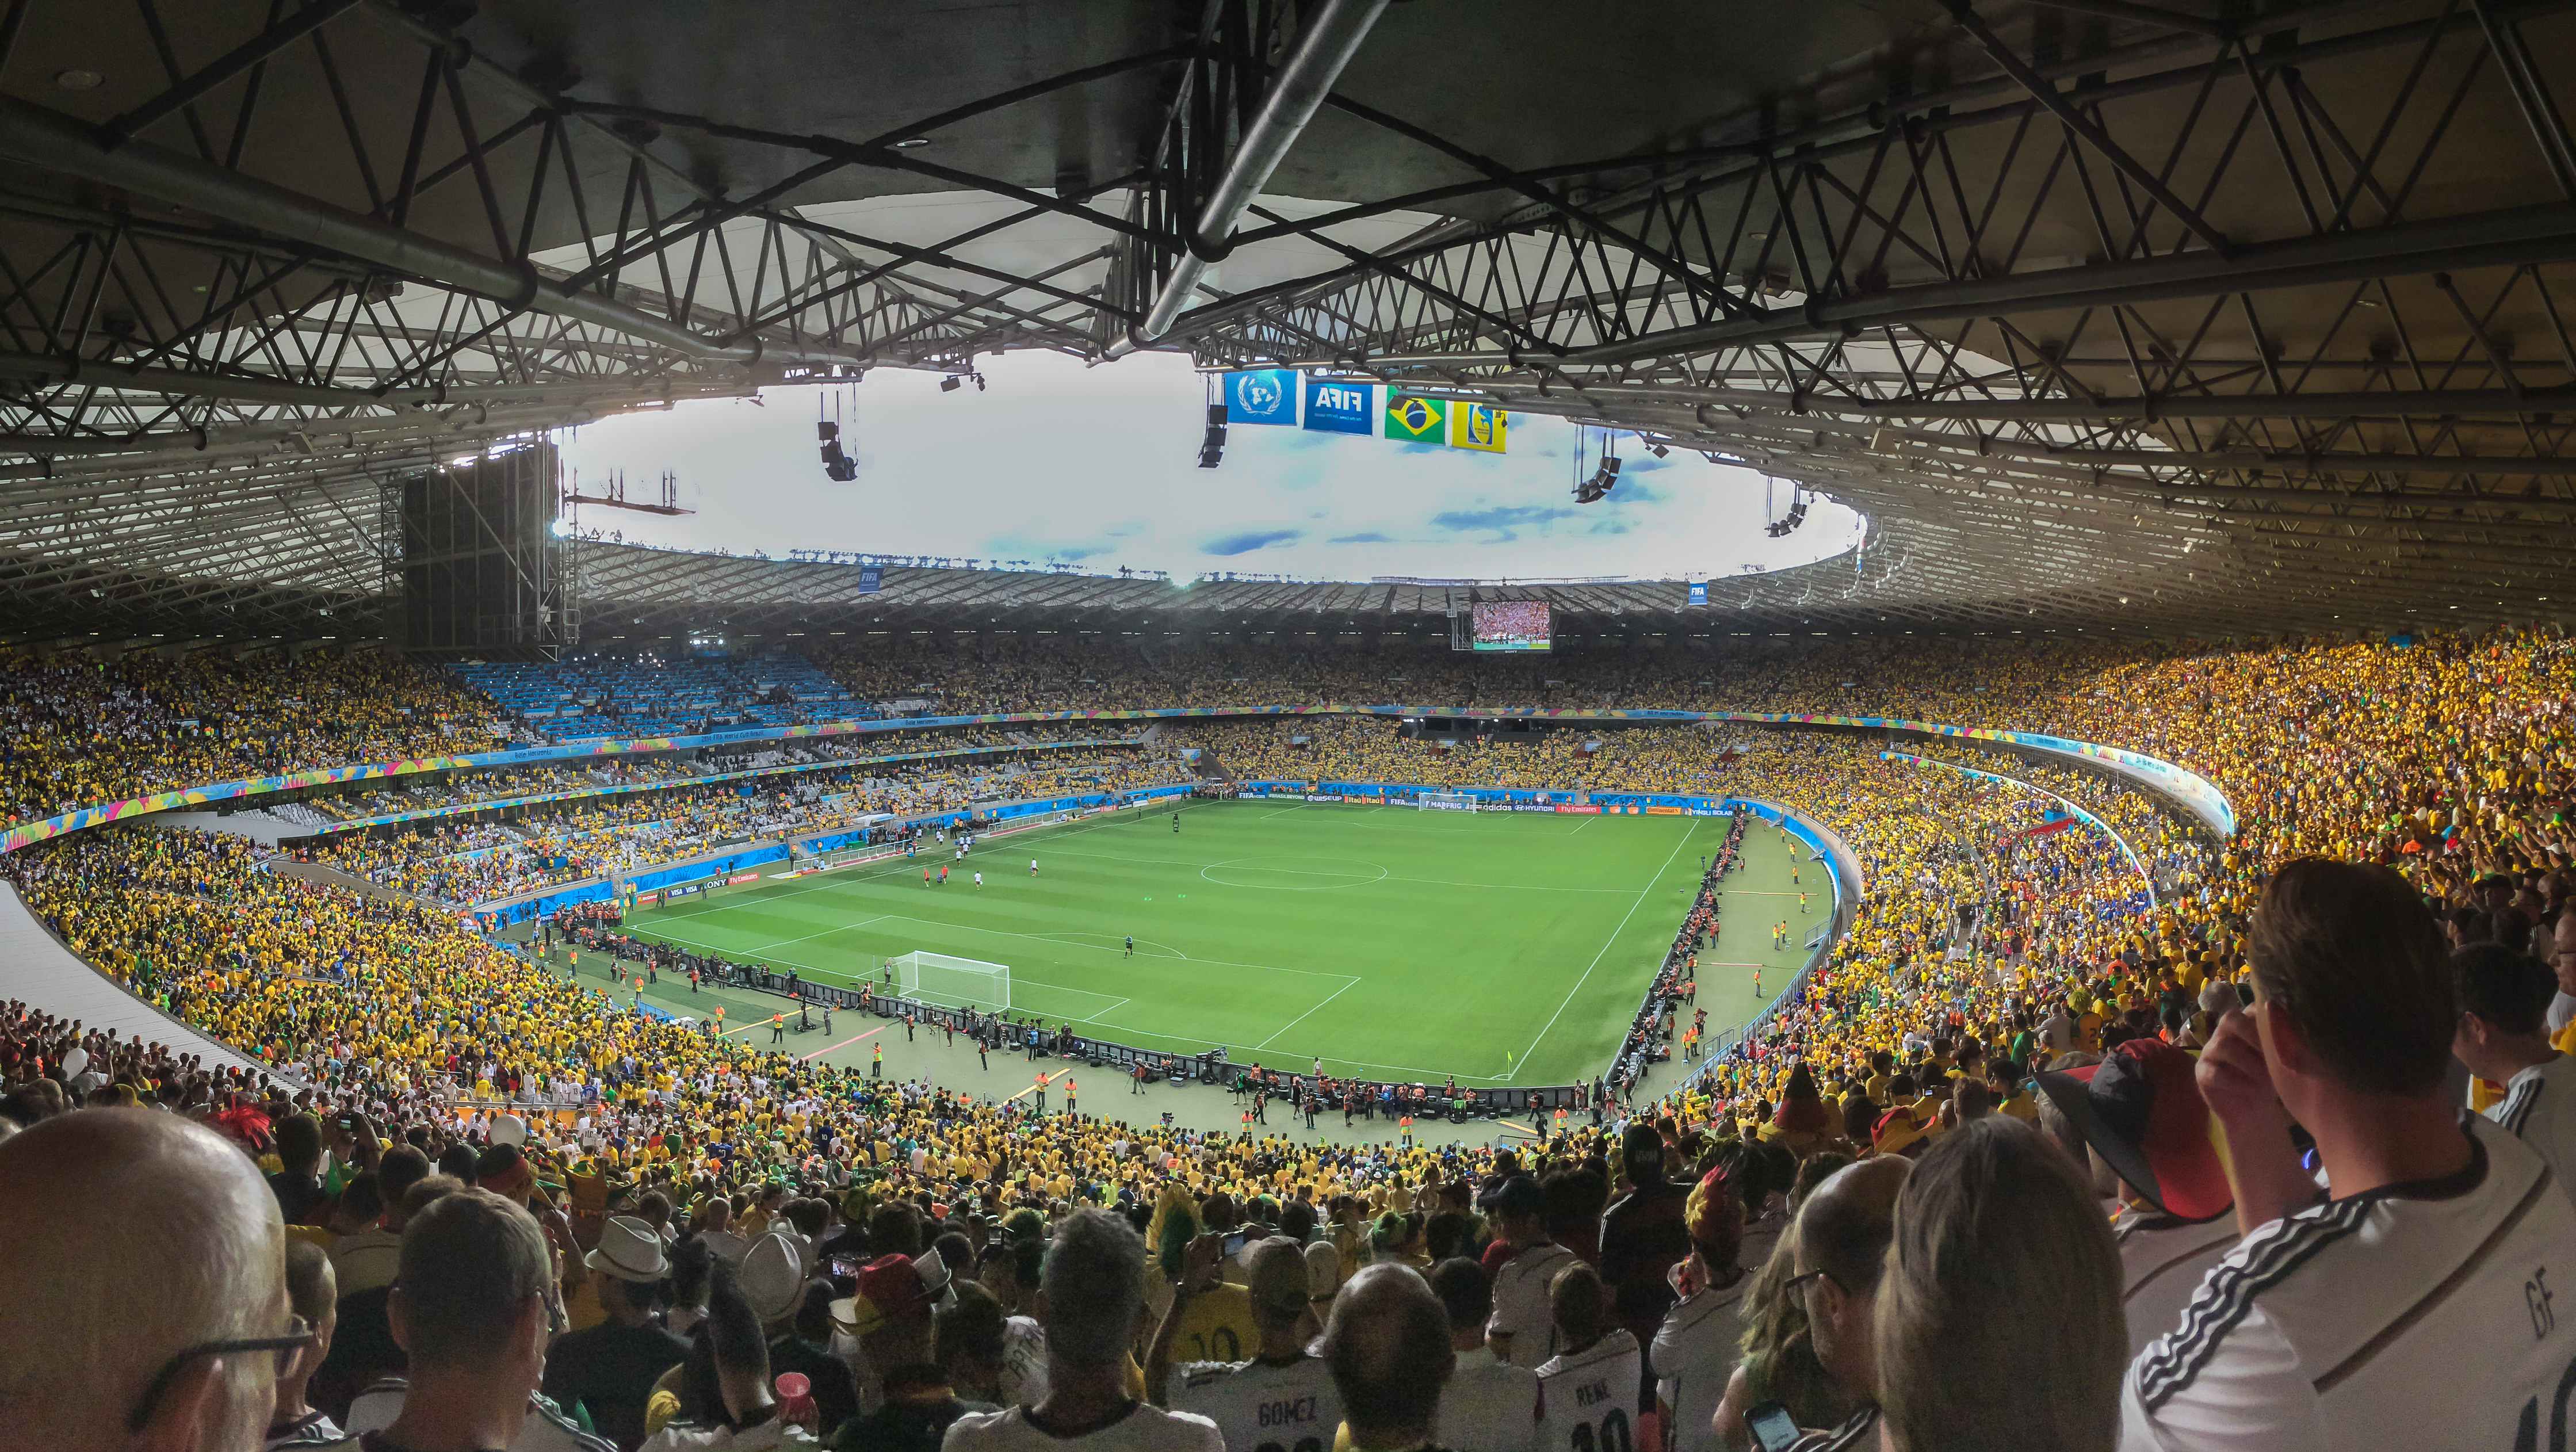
[1254,976,1362,1050]
[1506,819,1698,1080]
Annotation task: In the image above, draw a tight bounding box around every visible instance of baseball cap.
[1246,1238,1310,1321]
[1478,1174,1543,1217]
[2036,1038,2231,1220]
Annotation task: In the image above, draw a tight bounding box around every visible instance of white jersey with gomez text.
[1170,1354,1343,1452]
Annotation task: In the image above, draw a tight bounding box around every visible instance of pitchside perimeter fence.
[649,952,1600,1118]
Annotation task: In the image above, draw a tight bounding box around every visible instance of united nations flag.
[1224,368,1297,426]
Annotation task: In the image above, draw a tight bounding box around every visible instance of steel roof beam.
[0,99,859,365]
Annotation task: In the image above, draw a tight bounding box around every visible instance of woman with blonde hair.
[1872,1115,2124,1452]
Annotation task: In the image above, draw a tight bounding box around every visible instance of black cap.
[1479,1174,1543,1217]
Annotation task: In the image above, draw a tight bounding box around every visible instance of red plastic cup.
[775,1371,815,1427]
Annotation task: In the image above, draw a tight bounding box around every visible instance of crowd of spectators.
[0,647,504,823]
[7,625,2576,1451]
[280,741,1188,908]
[11,847,2557,1452]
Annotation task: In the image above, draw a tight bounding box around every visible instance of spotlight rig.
[1764,485,1810,537]
[939,372,988,392]
[1574,452,1620,503]
[1197,404,1227,468]
[817,421,857,482]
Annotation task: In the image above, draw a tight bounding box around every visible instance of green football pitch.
[621,798,1817,1087]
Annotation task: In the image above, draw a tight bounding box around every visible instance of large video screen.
[1472,600,1551,652]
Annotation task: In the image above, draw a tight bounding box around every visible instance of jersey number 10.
[1570,1409,1633,1452]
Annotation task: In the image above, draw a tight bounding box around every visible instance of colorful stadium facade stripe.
[303,738,1140,834]
[0,703,2233,853]
[1878,750,2158,908]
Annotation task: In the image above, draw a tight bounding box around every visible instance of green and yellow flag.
[1384,392,1446,442]
[1449,402,1506,453]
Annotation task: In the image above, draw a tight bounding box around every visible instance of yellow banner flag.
[1448,402,1506,452]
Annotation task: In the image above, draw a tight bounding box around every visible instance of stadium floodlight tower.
[896,950,1011,1010]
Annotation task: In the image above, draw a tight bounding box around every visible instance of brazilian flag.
[1384,392,1446,442]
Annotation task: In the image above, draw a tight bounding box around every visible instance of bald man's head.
[1321,1263,1454,1446]
[0,1109,288,1452]
[1794,1154,1910,1400]
[1798,1155,1910,1294]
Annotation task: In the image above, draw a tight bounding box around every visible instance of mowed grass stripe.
[622,800,1809,1085]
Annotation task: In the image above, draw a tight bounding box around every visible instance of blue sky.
[553,350,1863,580]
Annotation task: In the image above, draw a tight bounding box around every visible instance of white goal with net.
[894,950,1011,1010]
[1419,792,1480,812]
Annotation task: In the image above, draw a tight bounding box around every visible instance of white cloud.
[555,350,1863,579]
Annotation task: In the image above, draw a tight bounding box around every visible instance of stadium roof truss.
[0,0,2567,644]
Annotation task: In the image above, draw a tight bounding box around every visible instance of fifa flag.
[1223,368,1297,426]
[1686,580,1709,606]
[1448,402,1506,452]
[1385,392,1446,442]
[1303,377,1373,433]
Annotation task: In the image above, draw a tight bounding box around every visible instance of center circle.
[1200,856,1389,891]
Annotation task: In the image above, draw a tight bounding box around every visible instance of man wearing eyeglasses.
[0,1107,301,1452]
[1725,1156,1906,1452]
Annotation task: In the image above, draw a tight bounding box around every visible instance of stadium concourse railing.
[0,704,2229,1126]
[296,736,1155,838]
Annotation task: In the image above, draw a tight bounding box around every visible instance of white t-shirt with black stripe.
[2112,1203,2240,1358]
[343,1378,614,1452]
[1489,1241,1579,1366]
[2120,1115,2576,1452]
[2489,1054,2576,1210]
[1652,1276,1752,1452]
[1535,1329,1643,1452]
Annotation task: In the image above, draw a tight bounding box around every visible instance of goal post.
[895,950,1011,1011]
[1419,792,1480,812]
